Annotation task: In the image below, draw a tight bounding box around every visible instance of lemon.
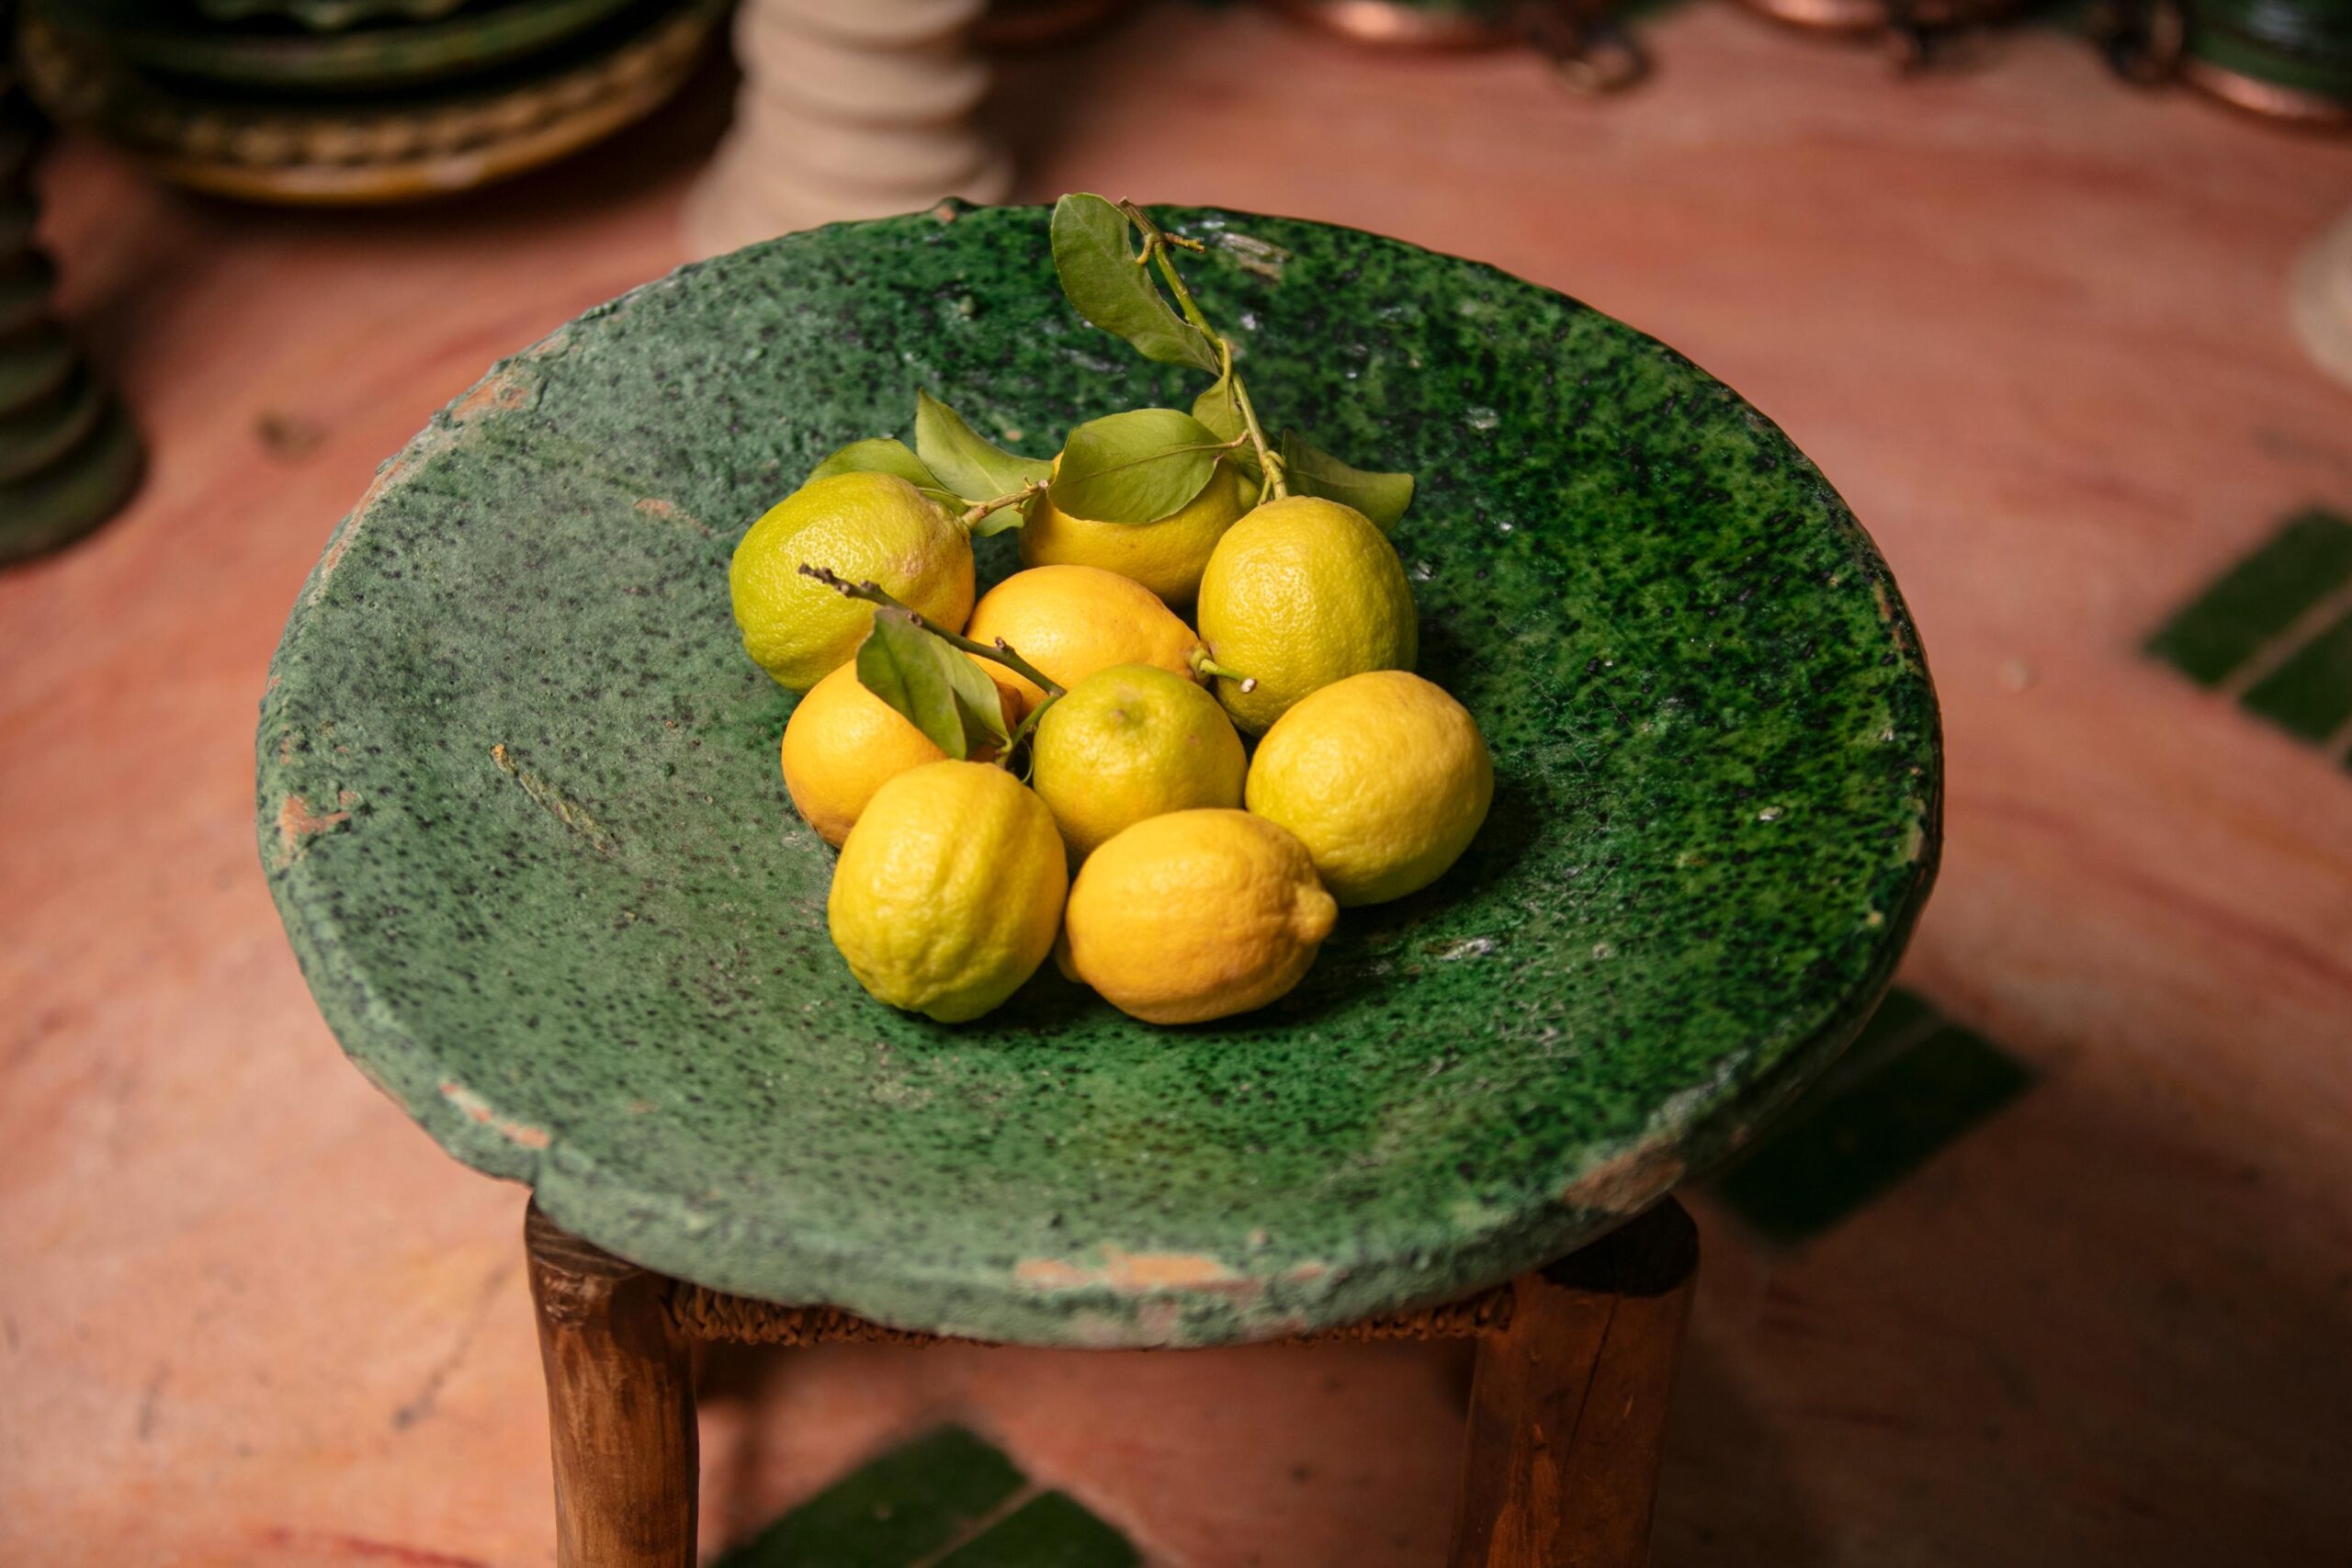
[1020,457,1249,604]
[963,564,1205,710]
[1246,670,1492,906]
[781,662,1020,847]
[1196,495,1417,733]
[828,761,1066,1022]
[730,472,974,692]
[1058,809,1337,1024]
[1031,663,1247,861]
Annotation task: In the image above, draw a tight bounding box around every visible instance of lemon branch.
[1188,647,1258,694]
[1210,338,1286,502]
[956,481,1045,534]
[1119,198,1290,501]
[798,565,1066,700]
[1001,693,1056,761]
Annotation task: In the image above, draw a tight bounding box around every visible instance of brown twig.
[798,565,1066,699]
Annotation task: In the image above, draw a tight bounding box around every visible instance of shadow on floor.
[689,1034,2352,1566]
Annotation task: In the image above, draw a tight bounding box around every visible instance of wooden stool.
[525,1195,1699,1568]
[254,203,1933,1568]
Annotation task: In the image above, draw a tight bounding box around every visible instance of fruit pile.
[728,195,1493,1026]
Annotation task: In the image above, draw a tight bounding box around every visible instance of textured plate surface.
[256,204,1938,1347]
[72,0,644,92]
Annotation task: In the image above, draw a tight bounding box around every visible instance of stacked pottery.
[1722,0,2022,65]
[1263,0,1645,91]
[1,15,141,566]
[2098,0,2351,121]
[682,0,1012,258]
[15,0,726,204]
[2175,0,2352,123]
[1269,0,1517,48]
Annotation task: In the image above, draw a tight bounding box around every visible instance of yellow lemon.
[963,564,1205,710]
[1031,663,1247,861]
[1196,495,1417,733]
[780,662,1020,847]
[1059,809,1337,1025]
[828,761,1066,1022]
[730,471,974,692]
[1246,670,1492,906]
[1020,457,1250,604]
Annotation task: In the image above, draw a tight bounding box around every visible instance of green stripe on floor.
[1706,988,2032,1246]
[713,1426,1136,1568]
[935,1493,1140,1568]
[2243,606,2352,741]
[2145,509,2352,687]
[1802,983,1939,1093]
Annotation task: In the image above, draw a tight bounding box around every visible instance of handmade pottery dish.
[257,203,1938,1347]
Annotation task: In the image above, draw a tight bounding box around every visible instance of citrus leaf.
[1191,374,1260,479]
[1050,408,1226,525]
[855,611,1007,759]
[1282,431,1416,532]
[955,657,1013,749]
[808,437,960,511]
[913,389,1051,505]
[1050,193,1221,375]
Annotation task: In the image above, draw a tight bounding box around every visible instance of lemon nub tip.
[1191,652,1258,694]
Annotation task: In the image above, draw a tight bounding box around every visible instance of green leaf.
[1281,431,1416,532]
[913,389,1051,505]
[1049,408,1226,525]
[856,612,1010,760]
[965,504,1028,540]
[808,438,961,511]
[1050,194,1221,375]
[962,677,1012,750]
[1190,375,1260,479]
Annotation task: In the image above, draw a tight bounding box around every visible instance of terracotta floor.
[7,5,2352,1564]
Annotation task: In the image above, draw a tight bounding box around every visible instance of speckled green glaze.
[256,204,1939,1348]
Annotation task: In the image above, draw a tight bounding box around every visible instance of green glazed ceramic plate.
[198,0,475,28]
[47,0,642,92]
[257,203,1939,1348]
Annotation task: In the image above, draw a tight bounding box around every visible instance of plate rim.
[256,201,1942,1347]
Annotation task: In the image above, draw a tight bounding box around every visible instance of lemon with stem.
[730,472,975,692]
[1196,495,1416,733]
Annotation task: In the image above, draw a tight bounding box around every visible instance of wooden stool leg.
[1448,1198,1699,1568]
[525,1201,698,1568]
